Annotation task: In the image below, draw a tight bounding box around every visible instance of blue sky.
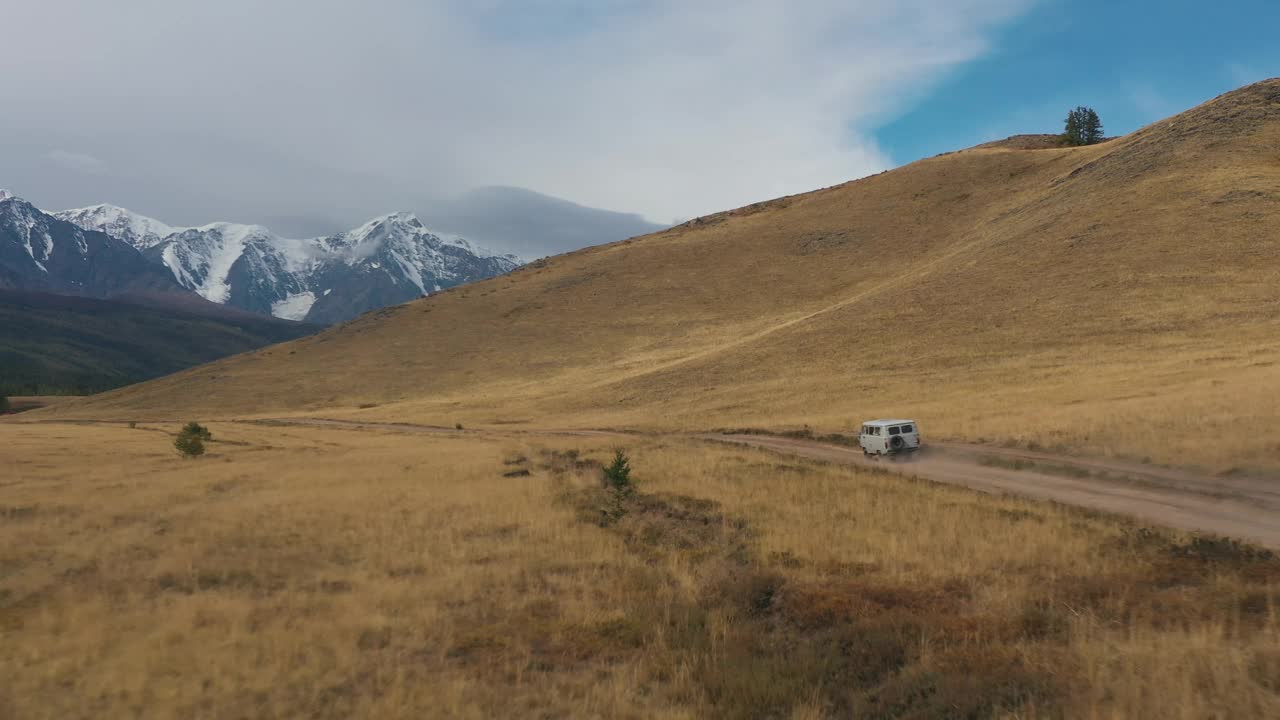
[876,0,1280,164]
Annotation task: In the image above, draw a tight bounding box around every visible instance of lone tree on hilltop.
[1063,106,1105,146]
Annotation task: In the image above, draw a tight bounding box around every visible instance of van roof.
[864,419,916,427]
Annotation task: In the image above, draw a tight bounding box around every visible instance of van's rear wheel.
[890,436,905,451]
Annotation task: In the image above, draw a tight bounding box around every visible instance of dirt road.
[701,433,1279,549]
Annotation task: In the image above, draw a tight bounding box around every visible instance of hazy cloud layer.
[1,1,1027,254]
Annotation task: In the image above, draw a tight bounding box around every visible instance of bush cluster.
[174,422,213,458]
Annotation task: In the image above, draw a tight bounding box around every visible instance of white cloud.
[45,150,107,175]
[1128,84,1177,122]
[1225,62,1267,88]
[1,1,1030,225]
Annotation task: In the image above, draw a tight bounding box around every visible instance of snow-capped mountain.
[303,212,522,324]
[55,203,521,324]
[54,204,182,249]
[0,192,184,297]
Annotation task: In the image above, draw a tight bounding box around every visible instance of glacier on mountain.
[271,291,318,321]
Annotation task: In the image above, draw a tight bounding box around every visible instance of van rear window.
[888,427,900,435]
[899,425,914,434]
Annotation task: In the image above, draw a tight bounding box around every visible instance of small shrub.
[603,449,633,494]
[455,422,464,430]
[540,448,603,476]
[174,422,212,458]
[128,421,137,429]
[174,434,205,458]
[736,571,786,616]
[1174,535,1274,563]
[181,422,213,441]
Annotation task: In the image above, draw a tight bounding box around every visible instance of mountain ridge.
[0,287,319,396]
[51,204,522,324]
[0,193,185,298]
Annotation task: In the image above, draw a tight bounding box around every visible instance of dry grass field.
[36,81,1280,475]
[2,422,1277,718]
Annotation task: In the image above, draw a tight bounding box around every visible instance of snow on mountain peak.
[54,204,184,249]
[192,221,275,242]
[329,211,423,260]
[162,222,293,305]
[351,211,422,235]
[353,211,512,260]
[49,200,522,323]
[0,193,55,268]
[390,211,423,227]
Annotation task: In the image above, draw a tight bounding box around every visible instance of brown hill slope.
[42,80,1280,470]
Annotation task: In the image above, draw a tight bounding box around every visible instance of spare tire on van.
[859,420,922,456]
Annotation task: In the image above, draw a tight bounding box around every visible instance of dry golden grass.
[2,396,77,414]
[2,422,1276,718]
[38,81,1280,475]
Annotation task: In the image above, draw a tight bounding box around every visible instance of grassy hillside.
[47,80,1280,471]
[0,290,320,396]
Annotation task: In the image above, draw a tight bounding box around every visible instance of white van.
[859,419,921,456]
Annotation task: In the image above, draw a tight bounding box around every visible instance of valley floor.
[2,421,1278,718]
